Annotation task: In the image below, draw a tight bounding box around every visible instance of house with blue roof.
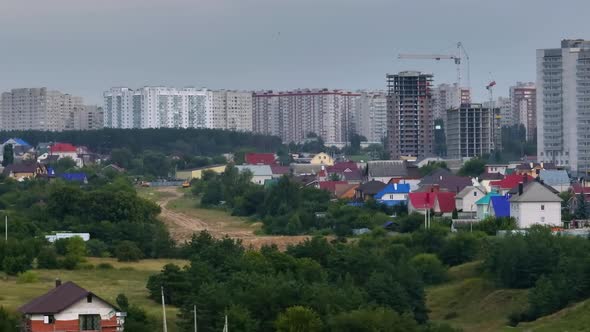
[539,169,570,193]
[60,173,88,184]
[475,192,502,219]
[489,195,511,218]
[1,138,33,162]
[374,183,410,206]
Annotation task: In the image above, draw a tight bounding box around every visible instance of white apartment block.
[354,91,387,142]
[432,83,471,121]
[252,89,360,144]
[103,87,251,131]
[537,39,590,174]
[1,88,85,131]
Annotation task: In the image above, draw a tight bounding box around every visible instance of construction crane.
[398,42,470,89]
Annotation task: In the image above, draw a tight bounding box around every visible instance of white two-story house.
[509,181,562,229]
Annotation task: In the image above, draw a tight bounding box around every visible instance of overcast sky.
[0,0,588,104]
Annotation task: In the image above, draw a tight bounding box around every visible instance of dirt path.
[154,187,310,250]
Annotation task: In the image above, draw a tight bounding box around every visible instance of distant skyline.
[0,0,589,104]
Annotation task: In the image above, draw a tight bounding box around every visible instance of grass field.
[0,258,188,331]
[427,261,529,332]
[506,299,590,331]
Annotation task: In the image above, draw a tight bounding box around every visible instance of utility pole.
[193,305,197,332]
[161,287,168,332]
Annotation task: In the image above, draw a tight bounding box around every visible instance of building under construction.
[446,103,495,159]
[386,71,434,159]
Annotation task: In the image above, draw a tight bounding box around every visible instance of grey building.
[1,88,85,131]
[386,71,434,159]
[537,39,590,174]
[446,103,493,159]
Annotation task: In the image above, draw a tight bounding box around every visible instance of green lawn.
[505,299,590,331]
[427,262,529,332]
[0,258,188,331]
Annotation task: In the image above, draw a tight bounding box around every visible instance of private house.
[319,181,348,196]
[355,180,387,201]
[38,143,83,167]
[45,233,90,243]
[367,160,421,190]
[310,153,335,166]
[475,192,502,219]
[489,196,511,218]
[102,164,126,174]
[407,191,456,216]
[176,165,226,180]
[485,164,509,175]
[291,164,324,176]
[326,162,363,183]
[478,172,504,192]
[236,165,273,185]
[3,163,48,181]
[244,153,276,165]
[374,183,410,206]
[19,280,126,332]
[514,162,556,178]
[539,169,570,193]
[417,169,473,194]
[1,138,33,162]
[270,165,290,178]
[568,183,590,216]
[510,181,562,228]
[489,174,535,195]
[335,183,358,199]
[455,186,486,214]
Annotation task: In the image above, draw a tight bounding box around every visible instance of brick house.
[19,280,125,332]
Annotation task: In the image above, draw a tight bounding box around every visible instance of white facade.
[510,201,561,228]
[354,91,387,142]
[537,39,590,174]
[30,296,115,322]
[104,87,253,131]
[455,186,485,213]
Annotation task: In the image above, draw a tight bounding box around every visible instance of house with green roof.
[475,191,502,219]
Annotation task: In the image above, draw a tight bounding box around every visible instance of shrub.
[17,270,38,284]
[37,246,59,269]
[115,241,143,262]
[60,255,80,270]
[97,262,114,270]
[86,239,110,257]
[440,233,481,266]
[410,253,448,285]
[2,255,31,275]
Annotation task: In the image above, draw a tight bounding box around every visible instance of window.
[541,217,545,223]
[541,205,545,211]
[80,315,101,331]
[473,192,478,197]
[43,315,55,324]
[87,294,93,303]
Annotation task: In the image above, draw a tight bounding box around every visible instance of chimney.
[393,183,397,190]
[439,175,443,181]
[530,162,534,169]
[55,278,62,288]
[518,182,524,196]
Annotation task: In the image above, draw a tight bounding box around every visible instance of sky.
[0,0,589,104]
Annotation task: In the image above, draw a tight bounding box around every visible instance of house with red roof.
[319,181,348,196]
[490,174,535,194]
[19,280,126,332]
[408,190,456,216]
[245,153,276,165]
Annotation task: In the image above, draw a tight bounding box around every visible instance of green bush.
[97,262,114,270]
[17,270,38,284]
[37,246,59,269]
[115,241,143,262]
[410,253,448,285]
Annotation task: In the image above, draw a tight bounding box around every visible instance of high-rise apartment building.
[252,89,360,144]
[494,97,513,128]
[431,83,471,120]
[537,39,590,174]
[446,104,493,159]
[103,87,251,131]
[386,71,434,159]
[354,91,387,142]
[510,82,536,141]
[0,88,85,131]
[68,105,104,130]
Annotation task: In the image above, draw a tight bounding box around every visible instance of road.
[153,187,310,250]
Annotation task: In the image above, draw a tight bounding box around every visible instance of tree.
[37,246,59,269]
[2,255,30,275]
[419,162,448,176]
[53,157,77,174]
[0,306,19,332]
[110,148,134,169]
[575,194,588,219]
[458,158,486,177]
[2,144,13,167]
[275,306,323,332]
[410,253,447,285]
[328,308,420,332]
[115,241,143,262]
